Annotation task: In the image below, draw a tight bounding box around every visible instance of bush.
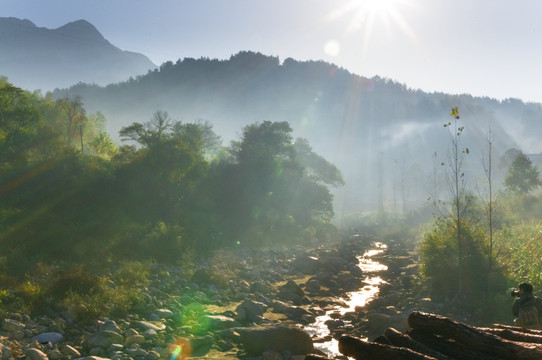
[419,218,489,300]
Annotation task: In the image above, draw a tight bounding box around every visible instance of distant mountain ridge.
[0,17,156,91]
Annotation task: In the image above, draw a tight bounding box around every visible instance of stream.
[304,242,388,358]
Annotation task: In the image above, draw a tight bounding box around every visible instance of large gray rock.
[227,326,313,355]
[87,330,123,348]
[32,332,64,344]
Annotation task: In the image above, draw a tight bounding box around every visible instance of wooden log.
[494,324,542,336]
[304,355,330,360]
[408,311,542,360]
[383,327,457,360]
[338,335,441,360]
[476,327,542,344]
[408,328,505,360]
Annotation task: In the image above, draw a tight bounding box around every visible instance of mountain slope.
[0,17,156,91]
[53,52,542,215]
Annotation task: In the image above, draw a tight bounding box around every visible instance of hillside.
[0,17,156,91]
[53,52,542,215]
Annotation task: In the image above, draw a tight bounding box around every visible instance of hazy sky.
[3,0,542,103]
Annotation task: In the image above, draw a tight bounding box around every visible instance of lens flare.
[169,338,191,360]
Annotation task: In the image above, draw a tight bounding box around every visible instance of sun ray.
[327,0,418,53]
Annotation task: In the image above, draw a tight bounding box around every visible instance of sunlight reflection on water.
[304,242,388,358]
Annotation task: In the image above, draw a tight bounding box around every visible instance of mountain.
[53,51,542,216]
[0,17,156,91]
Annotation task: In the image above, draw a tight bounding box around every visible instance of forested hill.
[55,51,542,212]
[0,17,156,91]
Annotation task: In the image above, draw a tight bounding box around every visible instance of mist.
[49,52,542,219]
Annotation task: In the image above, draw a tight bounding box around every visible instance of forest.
[2,75,542,359]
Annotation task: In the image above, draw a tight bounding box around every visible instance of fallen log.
[338,335,441,360]
[476,326,542,344]
[494,324,542,336]
[382,327,456,360]
[408,311,542,360]
[304,355,329,360]
[408,328,504,360]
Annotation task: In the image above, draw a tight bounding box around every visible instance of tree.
[119,110,172,147]
[442,106,469,294]
[219,121,342,245]
[504,152,541,194]
[59,96,86,148]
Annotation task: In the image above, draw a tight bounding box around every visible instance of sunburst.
[326,0,418,53]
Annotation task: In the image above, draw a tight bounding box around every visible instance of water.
[304,242,388,357]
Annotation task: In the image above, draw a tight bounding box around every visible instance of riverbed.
[305,242,389,357]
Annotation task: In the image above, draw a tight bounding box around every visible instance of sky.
[2,0,542,103]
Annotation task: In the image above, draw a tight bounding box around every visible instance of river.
[304,242,388,358]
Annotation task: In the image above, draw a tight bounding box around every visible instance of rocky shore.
[0,235,442,360]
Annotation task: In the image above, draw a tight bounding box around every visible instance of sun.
[327,0,417,51]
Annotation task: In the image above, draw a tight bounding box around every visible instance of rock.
[201,315,239,330]
[124,328,139,337]
[3,318,25,332]
[62,345,81,357]
[229,326,313,355]
[292,255,320,274]
[366,312,392,336]
[125,334,145,345]
[262,349,282,360]
[25,348,48,360]
[32,332,64,344]
[107,344,123,353]
[47,349,63,360]
[87,330,123,348]
[280,280,305,298]
[143,328,158,338]
[272,301,312,319]
[74,357,111,360]
[88,348,102,356]
[190,334,214,350]
[153,308,173,319]
[12,330,24,340]
[99,320,121,334]
[235,300,267,323]
[135,321,166,331]
[126,345,148,357]
[0,344,10,360]
[304,278,321,293]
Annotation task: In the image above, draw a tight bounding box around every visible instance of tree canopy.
[504,151,541,194]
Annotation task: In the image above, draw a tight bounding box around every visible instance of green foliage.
[217,121,342,246]
[420,218,488,298]
[0,79,342,277]
[504,151,541,194]
[495,221,542,288]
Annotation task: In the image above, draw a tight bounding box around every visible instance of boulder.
[235,300,267,323]
[87,330,123,348]
[32,332,64,344]
[229,326,313,355]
